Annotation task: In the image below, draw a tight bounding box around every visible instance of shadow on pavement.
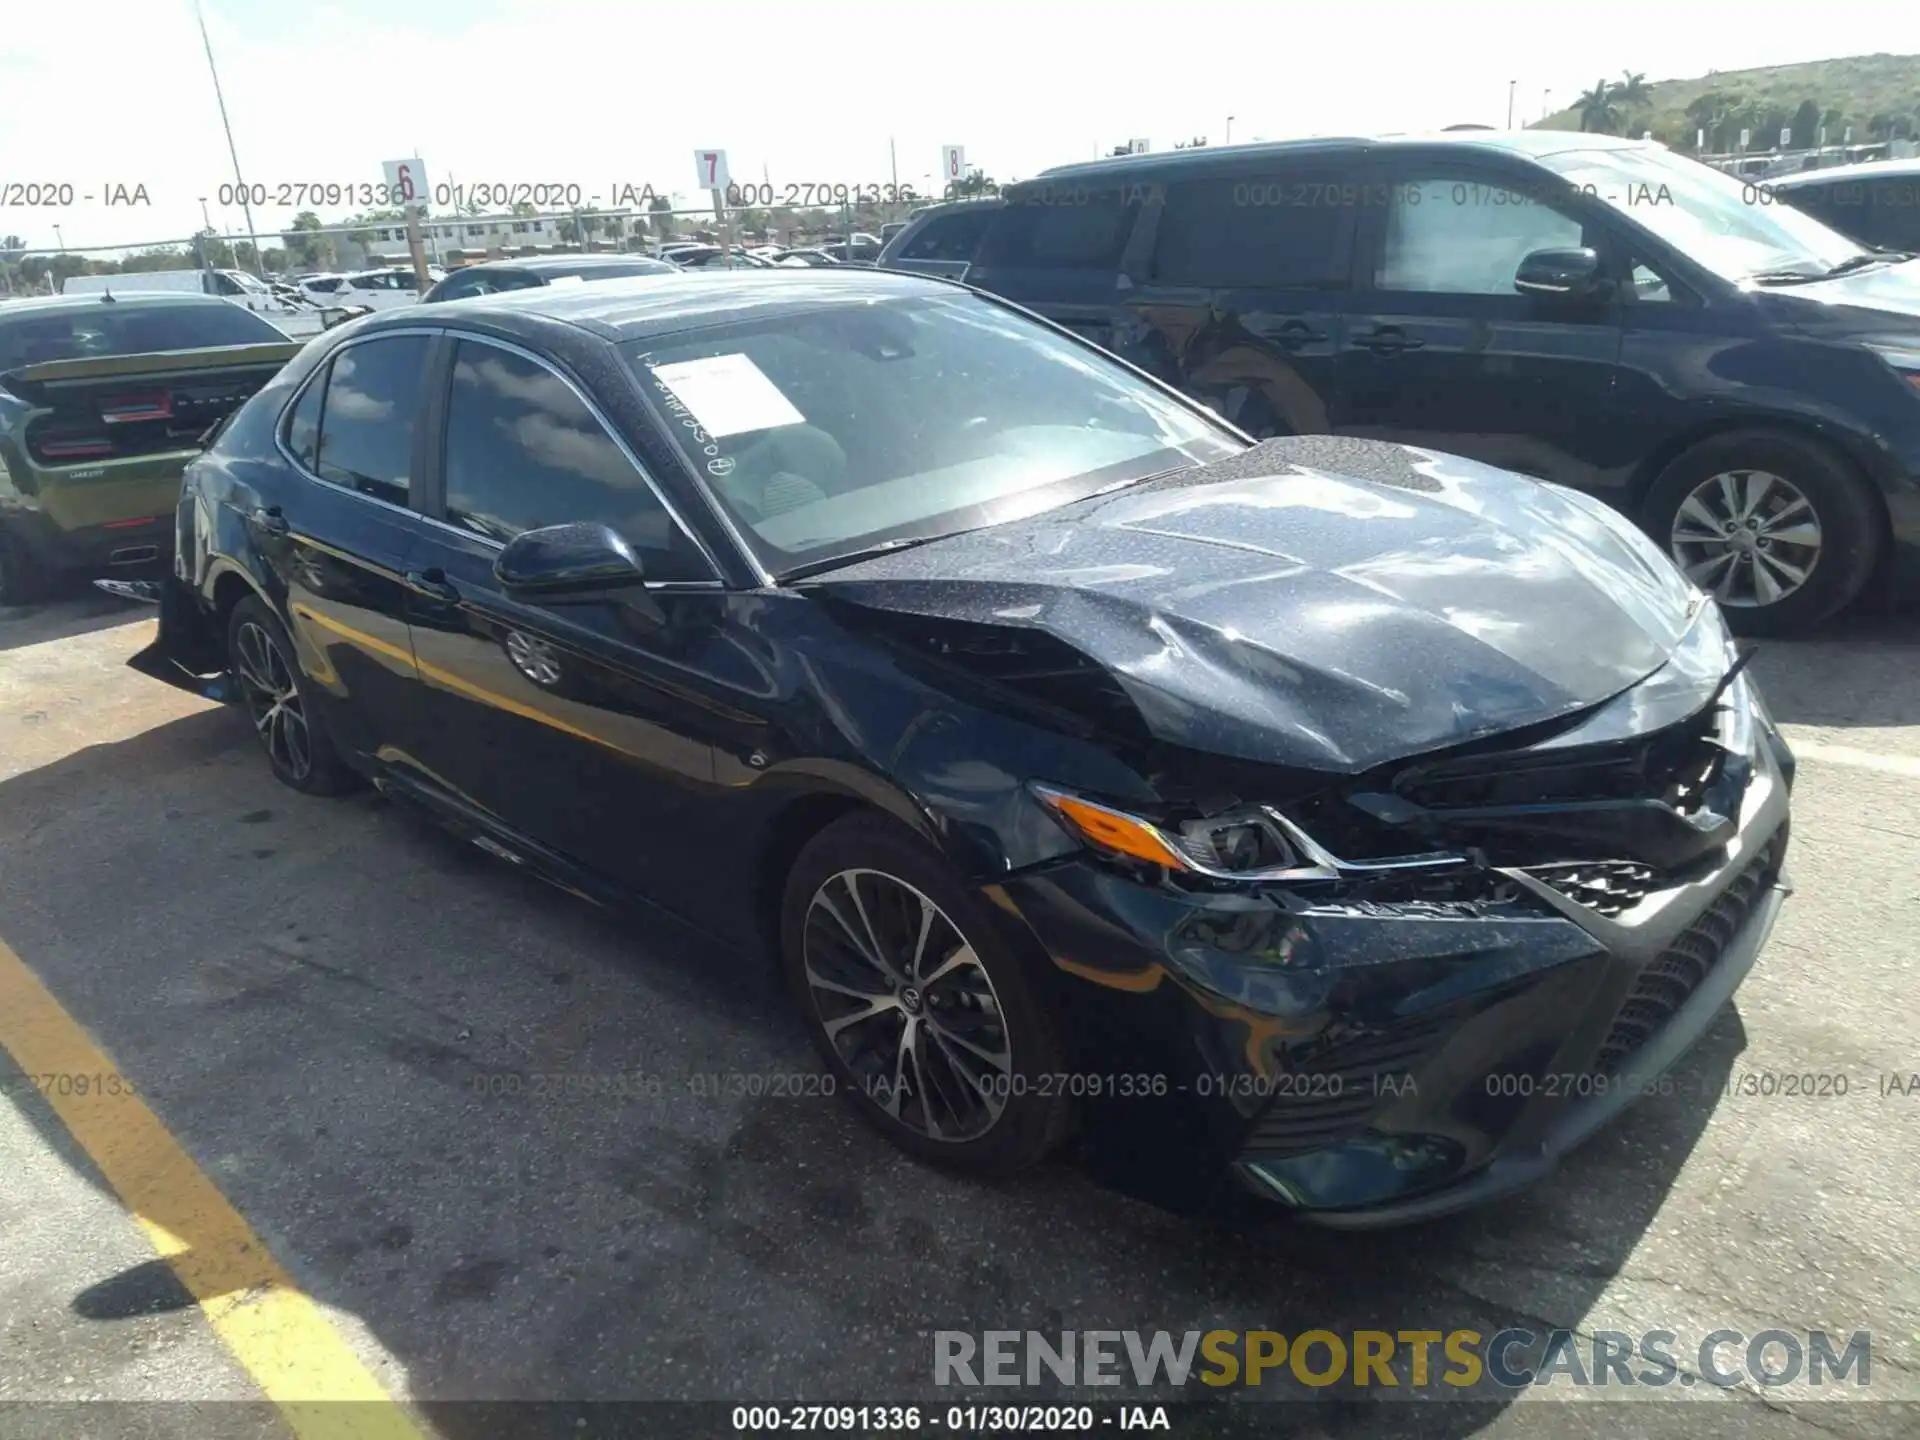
[0,580,155,655]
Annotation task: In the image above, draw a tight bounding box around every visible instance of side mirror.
[1514,247,1605,299]
[493,522,647,595]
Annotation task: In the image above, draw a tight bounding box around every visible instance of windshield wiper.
[1822,253,1904,278]
[1746,268,1828,286]
[779,533,950,582]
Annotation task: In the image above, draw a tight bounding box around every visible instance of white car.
[297,268,432,311]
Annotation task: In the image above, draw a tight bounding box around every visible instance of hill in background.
[1531,53,1920,153]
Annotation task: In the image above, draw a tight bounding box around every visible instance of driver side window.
[1376,177,1585,295]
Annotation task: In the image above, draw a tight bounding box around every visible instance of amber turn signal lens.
[1037,790,1192,870]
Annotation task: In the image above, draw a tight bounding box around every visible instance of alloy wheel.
[801,868,1012,1142]
[233,620,312,780]
[1669,469,1822,608]
[504,629,563,687]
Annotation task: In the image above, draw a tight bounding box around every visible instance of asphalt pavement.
[1,586,1916,1440]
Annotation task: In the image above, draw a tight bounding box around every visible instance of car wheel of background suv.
[1642,429,1883,636]
[226,594,362,796]
[780,811,1071,1178]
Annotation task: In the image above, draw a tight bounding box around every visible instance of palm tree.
[1613,71,1652,107]
[1578,81,1620,134]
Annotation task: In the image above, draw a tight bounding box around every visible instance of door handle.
[404,568,461,604]
[1352,327,1425,355]
[252,505,289,536]
[1266,320,1329,349]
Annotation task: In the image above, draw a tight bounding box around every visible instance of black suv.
[1768,159,1920,254]
[965,132,1920,634]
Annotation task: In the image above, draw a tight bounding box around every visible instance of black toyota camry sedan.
[134,270,1794,1225]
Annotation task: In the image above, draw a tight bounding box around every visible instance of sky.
[2,0,1917,254]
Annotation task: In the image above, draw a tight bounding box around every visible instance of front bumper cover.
[991,694,1794,1225]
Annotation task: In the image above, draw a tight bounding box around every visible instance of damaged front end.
[828,584,1792,1222]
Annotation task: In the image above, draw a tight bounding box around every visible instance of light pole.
[1225,116,1235,144]
[1507,80,1517,129]
[52,224,65,253]
[193,0,264,277]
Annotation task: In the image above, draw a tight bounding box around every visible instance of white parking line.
[1783,739,1920,781]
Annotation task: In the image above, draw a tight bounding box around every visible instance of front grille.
[1524,860,1659,917]
[1595,834,1783,1074]
[1395,705,1724,815]
[1241,1011,1454,1157]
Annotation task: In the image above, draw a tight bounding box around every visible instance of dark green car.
[0,293,303,603]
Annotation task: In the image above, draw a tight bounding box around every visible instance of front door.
[1340,161,1627,490]
[399,335,737,910]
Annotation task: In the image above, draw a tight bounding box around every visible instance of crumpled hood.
[809,436,1708,773]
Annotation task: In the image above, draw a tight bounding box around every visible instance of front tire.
[1642,430,1883,636]
[226,595,360,795]
[780,812,1070,1178]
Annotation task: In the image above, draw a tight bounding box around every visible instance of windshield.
[630,293,1238,577]
[1534,145,1868,281]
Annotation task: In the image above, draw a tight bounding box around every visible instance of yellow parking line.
[0,938,427,1440]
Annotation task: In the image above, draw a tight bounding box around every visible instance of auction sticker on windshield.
[650,353,806,438]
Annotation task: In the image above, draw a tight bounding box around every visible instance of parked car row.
[878,133,1920,635]
[131,267,1795,1224]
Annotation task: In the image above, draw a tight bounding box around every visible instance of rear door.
[963,178,1149,352]
[1124,165,1362,436]
[1339,157,1626,489]
[267,331,435,765]
[399,333,733,904]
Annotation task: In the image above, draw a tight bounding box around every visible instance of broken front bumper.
[126,573,231,701]
[990,694,1795,1224]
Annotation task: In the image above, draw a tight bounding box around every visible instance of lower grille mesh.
[1595,833,1783,1074]
[1241,1012,1454,1157]
[1524,860,1659,917]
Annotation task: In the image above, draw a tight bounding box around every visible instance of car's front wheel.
[1643,430,1883,636]
[226,594,360,795]
[780,812,1071,1177]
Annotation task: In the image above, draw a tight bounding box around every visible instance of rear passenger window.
[312,335,429,506]
[900,209,994,262]
[440,341,709,580]
[1151,176,1356,287]
[976,185,1140,269]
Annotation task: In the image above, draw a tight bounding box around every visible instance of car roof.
[359,268,958,342]
[2,292,236,316]
[1767,157,1920,190]
[906,197,1006,220]
[463,254,675,274]
[1031,130,1653,182]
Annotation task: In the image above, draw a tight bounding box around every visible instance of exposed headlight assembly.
[1025,785,1467,886]
[1032,785,1318,879]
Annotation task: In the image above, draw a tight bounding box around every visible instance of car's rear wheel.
[780,812,1070,1177]
[226,595,360,795]
[1642,430,1883,636]
[0,529,44,607]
